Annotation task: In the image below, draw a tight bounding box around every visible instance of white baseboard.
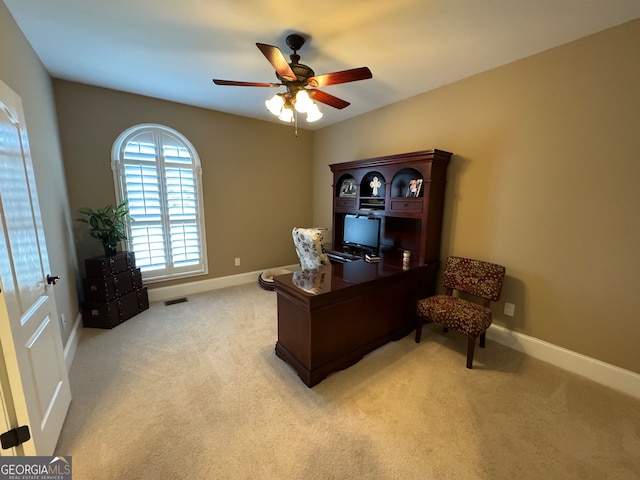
[63,313,82,372]
[146,264,300,303]
[487,324,640,399]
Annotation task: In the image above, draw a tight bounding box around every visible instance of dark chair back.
[442,256,505,302]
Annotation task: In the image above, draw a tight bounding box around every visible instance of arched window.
[112,124,207,282]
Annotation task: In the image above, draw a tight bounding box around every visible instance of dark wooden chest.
[82,287,149,329]
[83,268,143,302]
[84,251,136,278]
[81,252,149,329]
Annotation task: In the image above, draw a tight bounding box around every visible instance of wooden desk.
[274,258,438,387]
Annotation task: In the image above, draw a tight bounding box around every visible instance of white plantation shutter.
[112,125,207,281]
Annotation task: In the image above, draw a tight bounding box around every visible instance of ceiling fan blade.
[307,67,372,88]
[212,79,283,87]
[256,43,297,82]
[308,89,350,110]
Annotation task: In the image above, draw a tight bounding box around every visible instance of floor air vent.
[164,297,188,306]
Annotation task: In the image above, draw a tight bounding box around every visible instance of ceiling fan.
[212,33,372,123]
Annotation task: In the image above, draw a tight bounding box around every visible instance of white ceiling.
[4,0,640,130]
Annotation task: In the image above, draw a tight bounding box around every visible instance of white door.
[0,79,71,455]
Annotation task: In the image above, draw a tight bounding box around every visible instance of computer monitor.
[342,214,380,253]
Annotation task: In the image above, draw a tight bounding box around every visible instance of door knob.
[47,274,60,285]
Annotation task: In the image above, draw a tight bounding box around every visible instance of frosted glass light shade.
[265,94,284,115]
[278,106,294,122]
[306,103,323,122]
[294,90,312,113]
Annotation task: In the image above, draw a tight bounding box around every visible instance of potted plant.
[77,200,131,256]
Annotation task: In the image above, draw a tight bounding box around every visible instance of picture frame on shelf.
[406,179,423,197]
[339,178,357,197]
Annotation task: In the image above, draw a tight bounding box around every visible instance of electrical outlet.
[504,302,515,317]
[60,313,67,326]
[234,258,241,267]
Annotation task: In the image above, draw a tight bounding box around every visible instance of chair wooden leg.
[415,316,424,343]
[466,336,476,369]
[479,331,486,348]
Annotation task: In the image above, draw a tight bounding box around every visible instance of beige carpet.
[56,283,640,479]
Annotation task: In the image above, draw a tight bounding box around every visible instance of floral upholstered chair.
[415,256,506,369]
[292,227,330,270]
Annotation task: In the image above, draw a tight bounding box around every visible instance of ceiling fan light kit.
[213,33,372,128]
[265,90,323,123]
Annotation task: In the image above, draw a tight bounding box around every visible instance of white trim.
[147,264,300,303]
[111,123,207,281]
[63,313,82,372]
[487,324,640,399]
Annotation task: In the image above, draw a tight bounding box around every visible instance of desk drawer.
[335,197,356,210]
[388,199,423,213]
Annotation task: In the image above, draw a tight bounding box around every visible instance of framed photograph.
[339,178,357,197]
[406,179,423,197]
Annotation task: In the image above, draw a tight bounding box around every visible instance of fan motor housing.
[277,63,315,85]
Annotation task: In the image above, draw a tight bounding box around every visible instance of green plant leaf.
[76,200,130,248]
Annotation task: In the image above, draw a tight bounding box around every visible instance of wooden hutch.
[329,149,452,264]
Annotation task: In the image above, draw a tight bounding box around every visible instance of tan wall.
[0,2,79,345]
[313,19,640,374]
[53,81,313,289]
